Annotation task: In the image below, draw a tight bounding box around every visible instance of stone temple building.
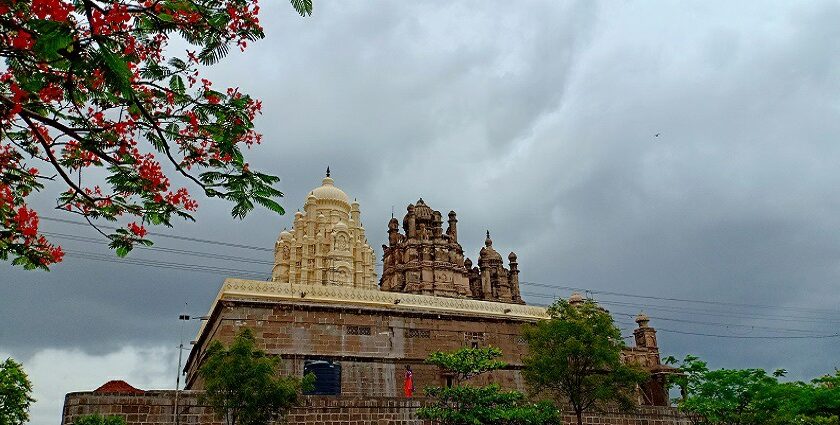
[272,168,377,289]
[381,199,523,303]
[61,170,683,425]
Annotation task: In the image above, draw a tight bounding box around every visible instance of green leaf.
[169,56,185,67]
[31,20,74,61]
[253,196,285,215]
[100,47,132,95]
[289,0,313,17]
[115,245,130,257]
[169,75,185,95]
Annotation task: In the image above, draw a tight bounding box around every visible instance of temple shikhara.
[62,169,685,425]
[381,199,522,303]
[272,169,377,289]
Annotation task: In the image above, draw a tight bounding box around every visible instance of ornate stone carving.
[220,278,547,320]
[272,170,377,290]
[380,199,524,304]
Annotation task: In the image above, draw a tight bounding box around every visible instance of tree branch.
[19,114,100,205]
[130,94,208,191]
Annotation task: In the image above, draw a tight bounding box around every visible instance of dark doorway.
[303,360,342,395]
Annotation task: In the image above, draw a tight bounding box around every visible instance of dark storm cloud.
[2,2,840,420]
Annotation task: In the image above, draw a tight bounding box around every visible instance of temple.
[381,199,523,303]
[272,168,377,290]
[61,169,682,425]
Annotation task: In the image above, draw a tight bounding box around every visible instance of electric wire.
[520,292,837,336]
[42,216,839,317]
[653,329,840,339]
[43,231,275,266]
[37,220,840,339]
[42,216,274,252]
[63,250,270,280]
[56,250,840,340]
[520,290,840,324]
[522,280,840,315]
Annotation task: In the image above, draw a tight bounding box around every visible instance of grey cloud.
[2,1,840,411]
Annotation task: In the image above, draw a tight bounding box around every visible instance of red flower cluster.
[0,143,64,266]
[165,188,198,212]
[11,30,33,49]
[13,205,38,237]
[38,83,64,103]
[31,0,73,22]
[127,222,147,237]
[136,154,169,191]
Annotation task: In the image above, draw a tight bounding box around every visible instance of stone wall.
[184,299,535,394]
[182,297,668,404]
[63,391,691,425]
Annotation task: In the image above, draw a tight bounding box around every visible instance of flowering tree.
[0,0,312,270]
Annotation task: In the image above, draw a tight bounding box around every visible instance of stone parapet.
[220,278,547,320]
[63,392,691,425]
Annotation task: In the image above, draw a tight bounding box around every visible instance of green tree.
[522,299,648,425]
[418,346,561,425]
[1,0,313,270]
[72,414,126,425]
[0,357,34,425]
[668,355,840,425]
[199,328,314,425]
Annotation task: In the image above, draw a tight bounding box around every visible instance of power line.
[52,251,840,341]
[606,309,830,336]
[44,231,275,266]
[42,216,274,252]
[522,280,840,316]
[63,250,270,280]
[40,220,840,333]
[522,293,839,339]
[655,328,840,340]
[42,217,386,265]
[520,292,838,335]
[597,299,840,324]
[521,291,840,325]
[40,217,839,316]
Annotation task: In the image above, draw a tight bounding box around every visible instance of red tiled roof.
[94,380,144,394]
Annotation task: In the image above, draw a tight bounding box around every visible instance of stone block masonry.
[182,281,670,405]
[62,391,691,425]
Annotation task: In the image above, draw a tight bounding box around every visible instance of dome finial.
[635,312,650,327]
[485,230,492,247]
[326,166,330,177]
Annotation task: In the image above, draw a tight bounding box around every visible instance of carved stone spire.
[272,172,376,290]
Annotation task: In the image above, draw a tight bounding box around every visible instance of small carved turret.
[446,211,458,242]
[388,217,401,246]
[351,198,361,224]
[404,204,416,238]
[634,312,658,351]
[508,252,522,303]
[432,210,443,238]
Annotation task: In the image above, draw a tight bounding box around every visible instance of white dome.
[311,176,350,207]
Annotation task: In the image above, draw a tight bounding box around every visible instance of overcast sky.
[3,1,840,423]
